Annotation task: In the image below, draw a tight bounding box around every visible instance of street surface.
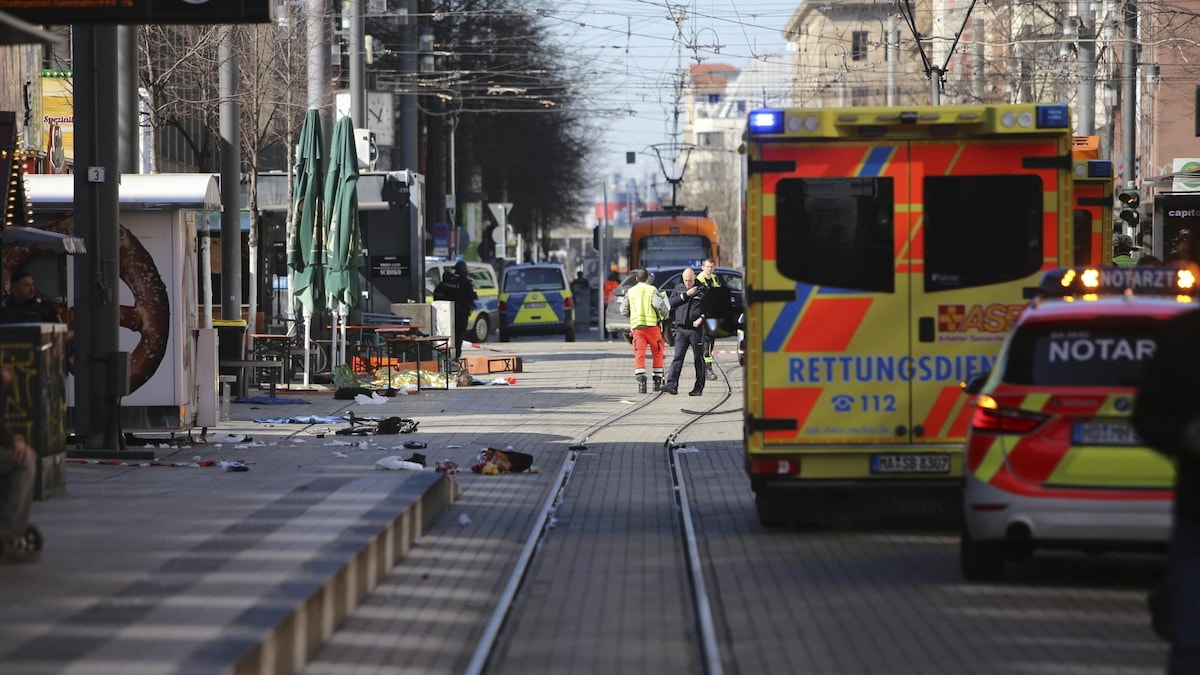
[0,329,1168,674]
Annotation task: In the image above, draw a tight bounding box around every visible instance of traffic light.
[1117,183,1141,228]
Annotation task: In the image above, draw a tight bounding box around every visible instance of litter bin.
[0,322,68,501]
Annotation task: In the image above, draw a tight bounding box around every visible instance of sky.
[537,1,798,193]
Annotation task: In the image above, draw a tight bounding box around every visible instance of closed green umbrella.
[287,108,325,385]
[323,116,362,369]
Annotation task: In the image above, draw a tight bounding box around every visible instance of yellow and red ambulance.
[1070,136,1115,265]
[742,103,1075,524]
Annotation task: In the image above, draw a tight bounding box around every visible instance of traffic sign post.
[487,202,512,260]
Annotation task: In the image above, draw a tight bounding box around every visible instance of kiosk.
[15,174,219,432]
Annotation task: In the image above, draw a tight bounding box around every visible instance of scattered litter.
[374,456,424,471]
[403,440,427,449]
[404,453,427,467]
[674,446,700,454]
[470,446,534,474]
[325,440,354,447]
[487,377,517,386]
[219,460,249,472]
[435,460,459,475]
[446,444,461,449]
[331,451,349,458]
[457,513,472,526]
[211,433,247,443]
[354,392,390,405]
[253,415,347,425]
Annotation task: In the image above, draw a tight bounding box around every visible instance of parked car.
[959,266,1185,581]
[424,258,499,342]
[498,263,575,342]
[604,266,743,346]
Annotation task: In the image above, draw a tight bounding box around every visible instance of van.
[498,263,575,342]
[424,258,499,342]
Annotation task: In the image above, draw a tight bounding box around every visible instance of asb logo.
[938,304,1025,333]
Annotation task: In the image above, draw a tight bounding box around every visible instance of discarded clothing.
[253,415,348,424]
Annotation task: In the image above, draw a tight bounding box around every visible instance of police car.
[498,263,575,342]
[959,266,1194,581]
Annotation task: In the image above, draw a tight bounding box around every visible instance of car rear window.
[1003,322,1161,387]
[504,268,565,292]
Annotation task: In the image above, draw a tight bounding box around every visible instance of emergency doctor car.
[742,103,1075,525]
[959,266,1191,581]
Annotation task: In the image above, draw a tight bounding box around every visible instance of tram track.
[464,359,739,675]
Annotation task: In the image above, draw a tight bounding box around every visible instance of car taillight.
[564,295,573,310]
[499,300,507,312]
[748,456,801,476]
[971,394,1049,434]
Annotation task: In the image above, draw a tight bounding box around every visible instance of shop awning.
[1,226,87,254]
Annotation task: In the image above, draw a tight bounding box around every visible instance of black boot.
[653,376,663,392]
[637,374,647,394]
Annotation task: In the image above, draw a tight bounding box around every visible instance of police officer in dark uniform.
[433,260,477,361]
[662,267,707,396]
[0,272,60,324]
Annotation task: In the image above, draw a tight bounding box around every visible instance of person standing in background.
[662,267,708,396]
[618,268,668,393]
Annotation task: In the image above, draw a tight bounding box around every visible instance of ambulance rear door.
[748,134,1069,452]
[907,135,1069,445]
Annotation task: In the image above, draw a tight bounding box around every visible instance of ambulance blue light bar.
[1035,105,1070,129]
[1086,160,1113,178]
[748,109,784,134]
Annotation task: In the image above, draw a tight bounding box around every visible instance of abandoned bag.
[376,417,419,434]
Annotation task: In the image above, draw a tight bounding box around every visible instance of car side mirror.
[961,372,989,395]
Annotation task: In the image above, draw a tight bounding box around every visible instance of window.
[1003,322,1161,387]
[774,177,896,293]
[923,175,1044,292]
[852,31,868,61]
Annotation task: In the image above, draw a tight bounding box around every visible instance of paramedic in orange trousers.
[618,268,668,393]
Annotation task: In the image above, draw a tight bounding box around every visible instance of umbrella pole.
[330,308,340,369]
[303,311,313,387]
[338,303,348,369]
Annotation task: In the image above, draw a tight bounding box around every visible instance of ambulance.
[1070,136,1115,265]
[741,103,1075,525]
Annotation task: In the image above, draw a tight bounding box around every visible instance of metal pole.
[349,0,364,127]
[1121,0,1138,187]
[220,32,243,331]
[73,25,123,450]
[116,26,138,174]
[400,0,418,172]
[1076,0,1097,135]
[306,0,326,112]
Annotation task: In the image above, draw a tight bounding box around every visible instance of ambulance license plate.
[1072,422,1141,446]
[870,454,950,474]
[524,301,547,309]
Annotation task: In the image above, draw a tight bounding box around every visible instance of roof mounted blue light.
[1035,105,1070,129]
[748,109,784,134]
[1087,160,1113,178]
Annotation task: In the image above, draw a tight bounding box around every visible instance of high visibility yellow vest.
[627,282,662,329]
